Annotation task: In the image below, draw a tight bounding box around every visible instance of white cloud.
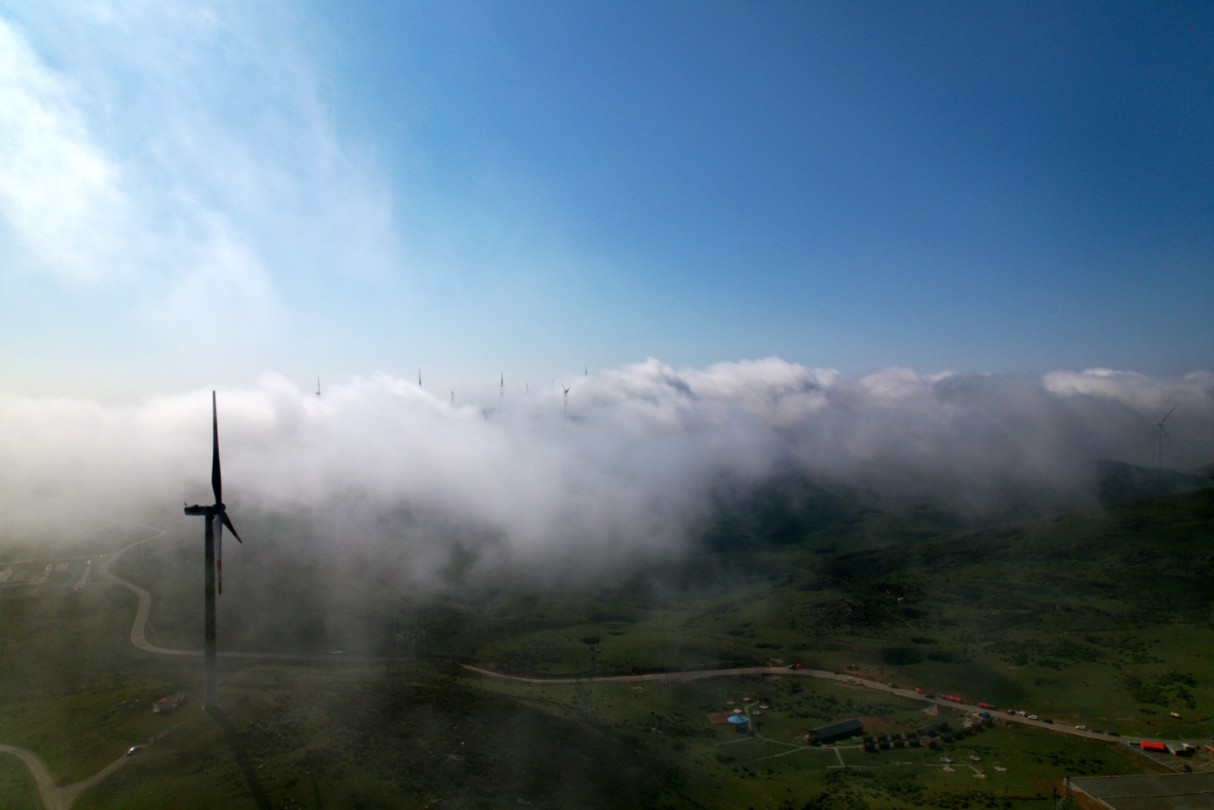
[3,360,1211,584]
[0,3,400,348]
[0,18,136,285]
[1043,368,1214,416]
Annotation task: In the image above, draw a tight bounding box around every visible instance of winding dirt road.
[0,735,129,810]
[98,527,198,657]
[460,664,1147,744]
[1,525,171,809]
[0,525,1183,808]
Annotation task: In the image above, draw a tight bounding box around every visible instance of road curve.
[0,743,128,810]
[101,527,1136,741]
[101,527,404,665]
[98,527,199,657]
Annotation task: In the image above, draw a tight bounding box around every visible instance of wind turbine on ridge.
[562,384,571,419]
[316,377,321,397]
[1156,405,1177,473]
[183,392,244,709]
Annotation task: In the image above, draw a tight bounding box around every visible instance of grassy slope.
[2,485,1210,808]
[0,756,40,810]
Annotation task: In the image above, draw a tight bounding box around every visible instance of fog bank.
[2,360,1211,576]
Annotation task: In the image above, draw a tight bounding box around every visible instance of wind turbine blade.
[211,391,222,504]
[1160,405,1177,425]
[221,513,242,543]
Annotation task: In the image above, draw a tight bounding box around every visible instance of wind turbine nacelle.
[184,504,213,516]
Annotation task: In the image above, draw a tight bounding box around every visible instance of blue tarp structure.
[727,714,749,725]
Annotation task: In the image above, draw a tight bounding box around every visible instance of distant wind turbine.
[562,384,571,419]
[500,372,504,401]
[450,388,455,405]
[183,392,244,709]
[418,369,422,387]
[1156,405,1177,472]
[316,377,321,397]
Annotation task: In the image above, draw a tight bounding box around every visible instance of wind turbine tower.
[418,369,422,387]
[562,385,571,419]
[500,372,504,402]
[316,377,321,397]
[1156,405,1177,473]
[183,392,244,709]
[450,388,455,405]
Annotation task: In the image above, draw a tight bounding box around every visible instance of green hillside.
[3,475,1213,808]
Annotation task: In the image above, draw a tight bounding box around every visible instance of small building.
[809,718,863,744]
[918,721,951,737]
[153,693,188,715]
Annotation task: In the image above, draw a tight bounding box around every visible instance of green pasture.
[0,755,40,810]
[1,484,1211,807]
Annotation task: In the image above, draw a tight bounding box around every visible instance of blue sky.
[1,1,1211,401]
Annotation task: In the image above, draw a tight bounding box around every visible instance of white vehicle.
[1028,714,1039,720]
[1075,724,1086,730]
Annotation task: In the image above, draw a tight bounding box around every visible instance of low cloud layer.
[2,359,1212,582]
